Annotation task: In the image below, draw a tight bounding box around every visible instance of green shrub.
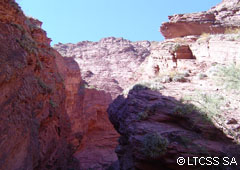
[132,84,149,91]
[49,99,57,108]
[197,73,208,80]
[214,64,240,91]
[142,133,169,158]
[137,103,160,120]
[16,33,38,55]
[37,78,52,94]
[169,43,180,54]
[172,74,188,82]
[173,103,197,117]
[224,28,240,34]
[137,111,149,120]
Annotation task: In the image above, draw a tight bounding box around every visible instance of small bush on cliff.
[173,103,198,117]
[169,43,180,54]
[183,93,225,123]
[137,103,161,120]
[137,111,149,120]
[224,28,240,34]
[124,82,165,96]
[16,33,38,56]
[157,71,189,83]
[142,133,169,158]
[132,84,149,91]
[49,99,58,108]
[37,77,53,94]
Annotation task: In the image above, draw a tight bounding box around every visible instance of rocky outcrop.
[108,88,240,170]
[54,38,151,169]
[0,1,78,169]
[160,0,240,39]
[190,34,240,65]
[54,38,151,98]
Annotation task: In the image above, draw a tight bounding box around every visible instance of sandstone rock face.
[0,1,77,169]
[108,88,240,170]
[160,0,240,39]
[54,37,151,169]
[55,38,151,98]
[190,34,240,65]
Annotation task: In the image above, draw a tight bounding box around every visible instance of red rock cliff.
[54,38,151,169]
[0,1,78,169]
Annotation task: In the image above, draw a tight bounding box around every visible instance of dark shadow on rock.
[61,56,120,170]
[108,84,240,170]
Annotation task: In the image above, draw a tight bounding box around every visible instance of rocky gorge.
[1,0,240,170]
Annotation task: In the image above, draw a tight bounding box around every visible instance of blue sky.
[16,0,221,45]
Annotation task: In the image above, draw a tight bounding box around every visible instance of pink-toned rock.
[160,0,240,39]
[54,37,151,169]
[190,34,240,65]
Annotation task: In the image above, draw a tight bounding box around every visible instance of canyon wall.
[160,0,240,39]
[0,1,78,169]
[1,0,240,170]
[54,38,151,169]
[108,0,240,169]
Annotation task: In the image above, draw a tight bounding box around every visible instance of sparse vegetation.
[169,43,180,54]
[142,133,169,158]
[16,33,38,55]
[173,102,198,117]
[123,81,165,96]
[172,74,188,82]
[224,28,240,34]
[157,71,189,83]
[80,83,99,90]
[137,103,161,120]
[37,77,53,94]
[49,99,58,108]
[197,73,208,80]
[197,32,211,43]
[214,64,240,91]
[137,111,149,120]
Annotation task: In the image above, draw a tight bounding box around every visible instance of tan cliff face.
[160,0,240,39]
[0,1,78,169]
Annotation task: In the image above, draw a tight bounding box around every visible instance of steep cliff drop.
[54,38,151,169]
[0,1,78,169]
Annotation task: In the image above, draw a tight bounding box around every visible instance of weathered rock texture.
[55,38,151,98]
[161,0,240,38]
[0,1,78,170]
[107,0,240,170]
[108,88,240,170]
[54,37,151,169]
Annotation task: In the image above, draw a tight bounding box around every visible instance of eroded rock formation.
[54,37,151,169]
[108,88,240,170]
[0,0,78,169]
[161,0,240,39]
[2,0,240,170]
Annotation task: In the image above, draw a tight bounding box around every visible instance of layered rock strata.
[160,0,240,39]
